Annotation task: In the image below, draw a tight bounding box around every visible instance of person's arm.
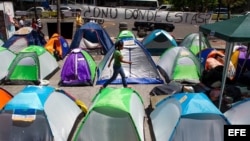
[119,55,132,64]
[13,21,20,28]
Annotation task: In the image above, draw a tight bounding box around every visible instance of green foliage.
[167,0,245,12]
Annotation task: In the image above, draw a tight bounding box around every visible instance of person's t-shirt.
[113,50,122,67]
[19,19,24,27]
[76,16,83,26]
[36,18,43,30]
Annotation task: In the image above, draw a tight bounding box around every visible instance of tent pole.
[218,42,234,110]
[237,43,250,80]
[34,0,37,18]
[57,0,61,35]
[129,48,131,77]
[199,32,203,78]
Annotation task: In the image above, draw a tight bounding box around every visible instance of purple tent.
[232,45,250,79]
[59,48,97,86]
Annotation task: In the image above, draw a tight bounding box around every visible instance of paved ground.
[1,18,226,141]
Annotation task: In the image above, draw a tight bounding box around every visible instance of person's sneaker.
[125,85,132,88]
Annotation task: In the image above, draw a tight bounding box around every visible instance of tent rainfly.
[199,14,250,110]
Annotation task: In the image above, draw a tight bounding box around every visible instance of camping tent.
[44,33,70,60]
[70,22,114,55]
[199,14,250,109]
[231,45,250,79]
[117,30,136,40]
[0,46,16,82]
[59,48,97,86]
[196,47,215,67]
[157,46,202,84]
[204,49,236,81]
[224,98,250,124]
[180,32,211,55]
[71,87,145,141]
[150,93,230,141]
[2,27,46,53]
[142,29,178,56]
[0,85,87,141]
[96,38,164,85]
[0,39,4,46]
[0,87,13,110]
[4,45,59,85]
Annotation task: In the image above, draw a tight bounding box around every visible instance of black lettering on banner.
[204,14,212,24]
[153,11,160,22]
[137,10,146,20]
[165,12,173,22]
[132,10,138,19]
[197,13,205,24]
[101,8,109,18]
[174,13,183,23]
[125,9,133,19]
[93,7,100,17]
[101,8,108,18]
[184,13,190,23]
[83,6,91,17]
[110,8,118,19]
[82,6,212,25]
[190,14,198,24]
[224,125,250,141]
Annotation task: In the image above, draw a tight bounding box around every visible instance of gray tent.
[199,14,250,110]
[224,98,250,124]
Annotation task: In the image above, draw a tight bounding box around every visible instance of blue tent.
[96,38,163,85]
[70,22,114,55]
[2,27,46,53]
[0,85,87,141]
[196,47,215,68]
[150,93,230,141]
[142,29,178,56]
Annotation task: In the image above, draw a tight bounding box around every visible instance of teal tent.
[199,14,250,109]
[142,29,178,56]
[0,85,87,141]
[150,93,230,141]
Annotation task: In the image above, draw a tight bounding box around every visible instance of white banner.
[0,1,15,40]
[80,5,212,25]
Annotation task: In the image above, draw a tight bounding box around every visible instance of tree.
[169,0,218,12]
[221,0,247,18]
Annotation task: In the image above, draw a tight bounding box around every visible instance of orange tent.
[44,33,70,60]
[0,88,13,109]
[205,50,236,80]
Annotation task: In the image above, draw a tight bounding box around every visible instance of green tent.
[157,47,203,84]
[0,47,16,82]
[200,15,250,42]
[117,30,136,40]
[180,33,211,55]
[71,87,145,141]
[199,14,250,109]
[4,45,59,85]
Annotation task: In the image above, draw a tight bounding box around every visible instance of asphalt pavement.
[38,17,200,40]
